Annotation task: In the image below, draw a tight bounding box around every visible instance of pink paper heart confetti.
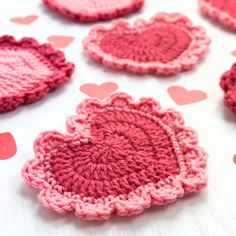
[168,86,207,105]
[10,15,38,25]
[47,35,74,48]
[80,82,119,100]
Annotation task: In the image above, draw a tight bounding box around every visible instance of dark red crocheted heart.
[220,63,236,114]
[49,108,180,199]
[84,13,210,75]
[99,25,191,64]
[199,0,236,30]
[0,36,74,112]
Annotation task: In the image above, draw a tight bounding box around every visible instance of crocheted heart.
[43,0,144,22]
[22,93,208,220]
[220,63,236,114]
[199,0,236,30]
[83,13,211,76]
[0,36,74,112]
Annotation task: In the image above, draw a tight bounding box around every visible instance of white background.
[1,0,236,235]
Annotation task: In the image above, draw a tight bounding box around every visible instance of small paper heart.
[80,82,119,100]
[233,155,236,165]
[0,132,17,160]
[10,15,38,25]
[231,50,236,57]
[47,36,74,48]
[168,86,207,105]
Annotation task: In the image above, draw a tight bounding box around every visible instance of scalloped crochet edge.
[83,13,211,76]
[22,93,208,220]
[199,0,236,30]
[43,0,144,22]
[0,35,74,112]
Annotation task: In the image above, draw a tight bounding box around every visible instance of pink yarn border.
[43,0,144,22]
[199,0,236,30]
[22,93,208,220]
[83,13,211,76]
[0,35,74,112]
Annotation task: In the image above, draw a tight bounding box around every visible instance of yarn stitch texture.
[43,0,144,22]
[22,93,208,220]
[220,63,236,114]
[0,36,74,112]
[199,0,236,30]
[83,13,211,76]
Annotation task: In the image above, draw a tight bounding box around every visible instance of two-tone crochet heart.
[83,13,210,76]
[22,93,208,220]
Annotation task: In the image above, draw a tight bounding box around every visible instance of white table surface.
[1,0,236,235]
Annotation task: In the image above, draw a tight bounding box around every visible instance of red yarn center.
[206,0,236,17]
[99,25,191,63]
[49,109,180,199]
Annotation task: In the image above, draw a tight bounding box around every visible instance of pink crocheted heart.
[220,63,236,114]
[0,36,74,112]
[22,93,208,220]
[83,13,211,76]
[43,0,144,22]
[199,0,236,30]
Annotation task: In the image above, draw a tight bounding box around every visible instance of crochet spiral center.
[100,25,191,63]
[49,108,180,199]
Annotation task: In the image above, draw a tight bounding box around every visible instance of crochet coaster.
[220,63,236,114]
[22,93,208,220]
[83,13,211,76]
[0,36,74,112]
[43,0,144,22]
[199,0,236,30]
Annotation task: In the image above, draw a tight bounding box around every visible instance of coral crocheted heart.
[83,13,211,76]
[220,63,236,114]
[0,36,74,112]
[199,0,236,30]
[43,0,144,22]
[22,93,208,220]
